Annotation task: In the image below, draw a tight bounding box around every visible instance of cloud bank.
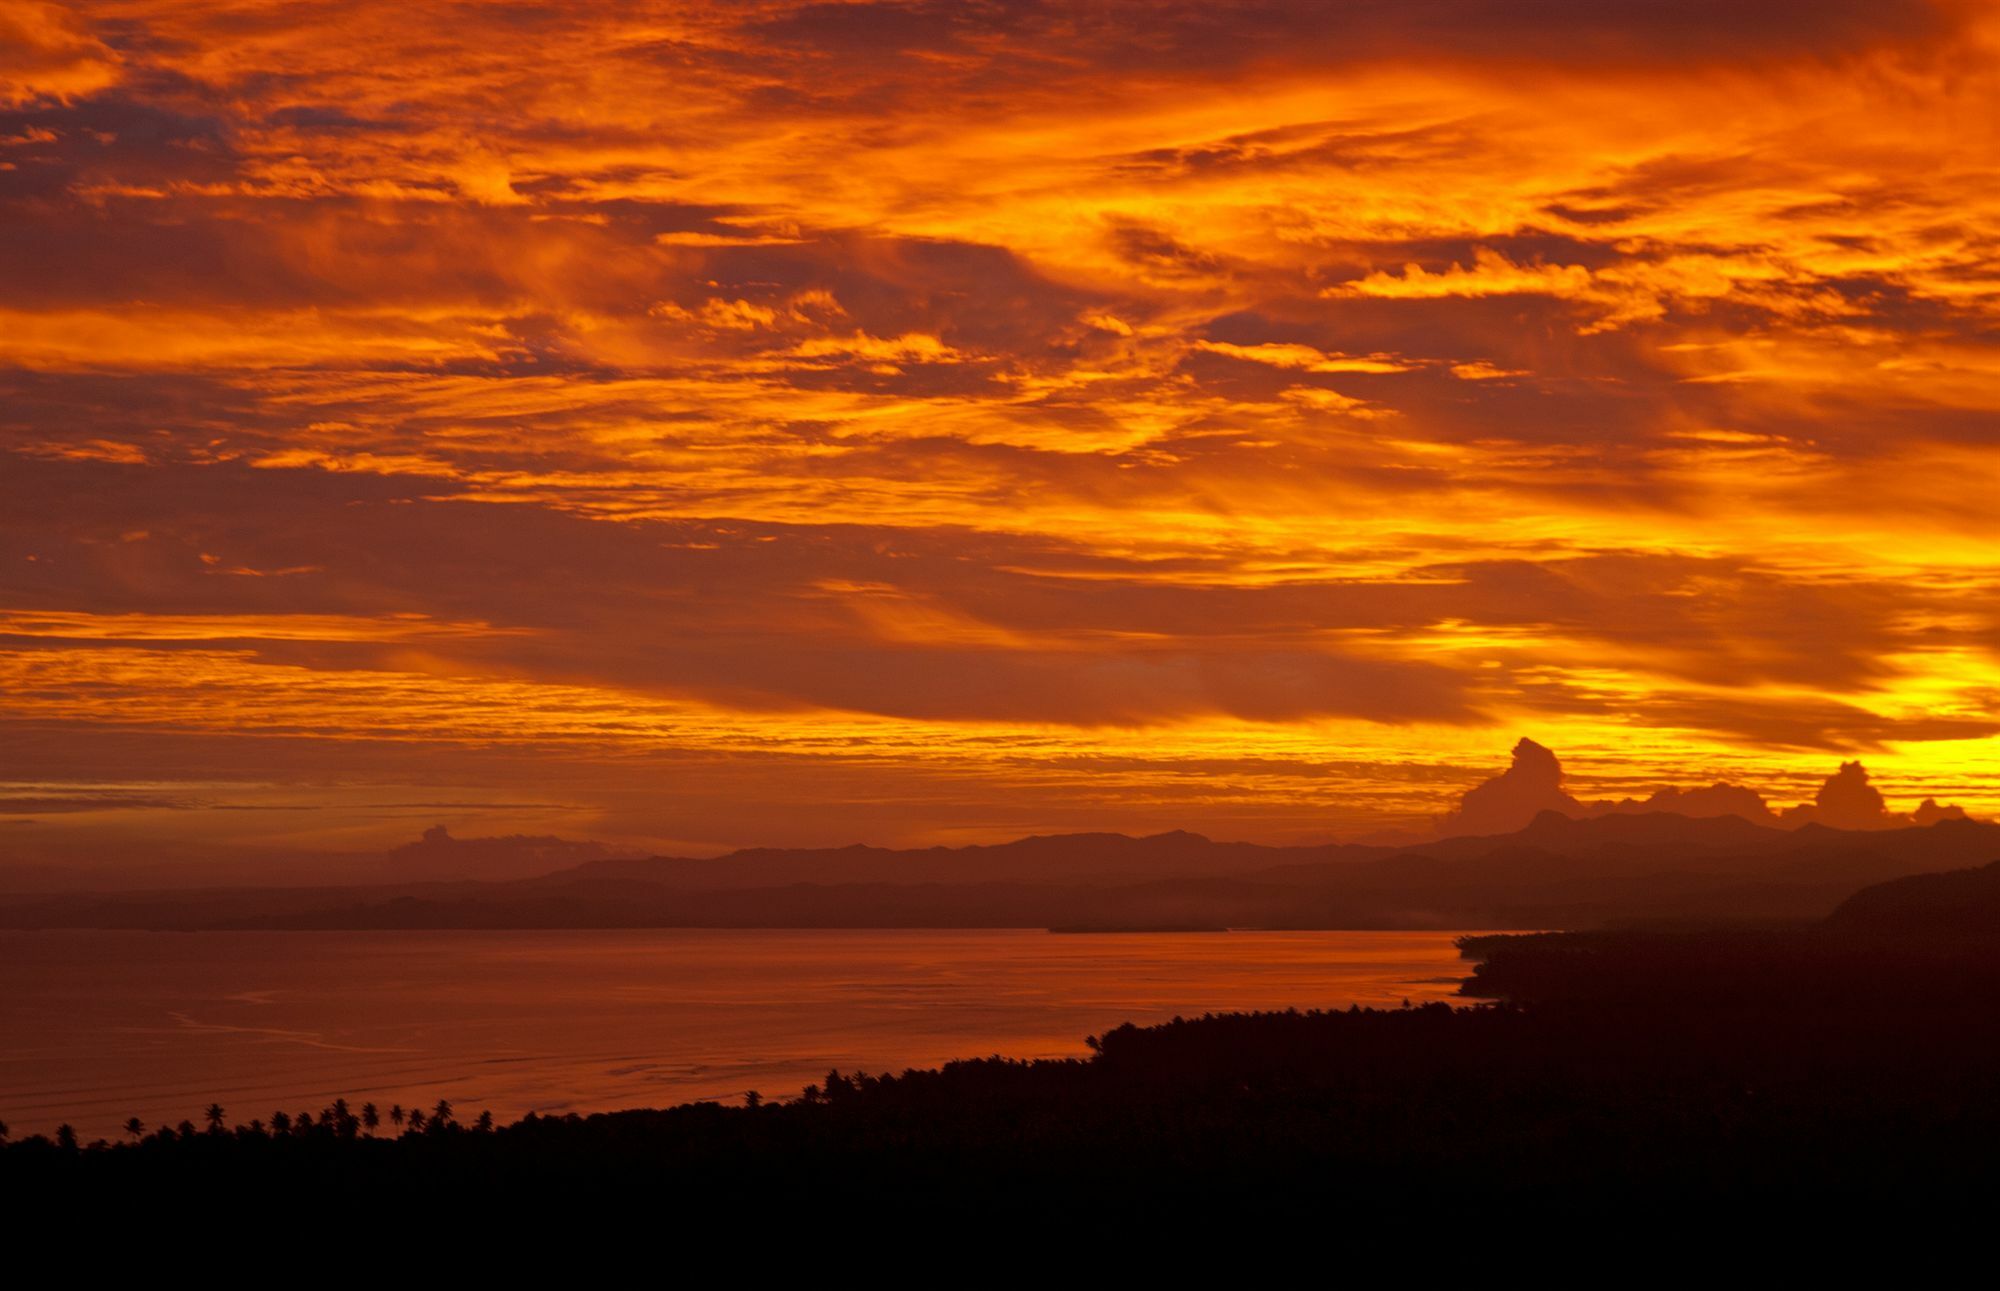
[2,3,1996,860]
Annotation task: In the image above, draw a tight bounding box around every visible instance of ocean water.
[0,928,1480,1140]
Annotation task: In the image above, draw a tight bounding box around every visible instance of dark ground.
[9,860,2000,1247]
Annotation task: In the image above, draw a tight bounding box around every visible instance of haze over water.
[1,928,1477,1140]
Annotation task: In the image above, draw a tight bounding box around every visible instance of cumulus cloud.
[1593,782,1781,827]
[1776,761,1975,832]
[1781,760,1894,830]
[1434,737,1587,837]
[1437,742,1980,839]
[1912,797,1971,826]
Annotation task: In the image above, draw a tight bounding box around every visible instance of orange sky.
[2,1,1997,872]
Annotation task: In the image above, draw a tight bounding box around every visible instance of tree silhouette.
[389,1104,405,1131]
[55,1124,77,1152]
[270,1110,291,1134]
[205,1103,226,1134]
[124,1117,145,1141]
[0,1118,9,1143]
[18,949,2000,1224]
[361,1103,380,1135]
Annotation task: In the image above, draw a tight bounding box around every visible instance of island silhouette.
[5,739,1996,1234]
[4,740,1988,934]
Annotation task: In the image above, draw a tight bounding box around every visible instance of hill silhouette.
[13,855,2000,1232]
[1457,848,2000,1007]
[4,810,1994,932]
[1824,857,2000,943]
[3,738,1986,931]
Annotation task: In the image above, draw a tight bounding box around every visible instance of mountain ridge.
[5,811,1994,933]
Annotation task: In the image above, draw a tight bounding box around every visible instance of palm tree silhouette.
[432,1099,453,1129]
[204,1103,226,1134]
[474,1110,493,1133]
[124,1117,145,1141]
[361,1102,380,1135]
[407,1108,426,1133]
[389,1104,405,1131]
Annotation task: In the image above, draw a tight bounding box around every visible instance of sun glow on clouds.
[2,1,1998,864]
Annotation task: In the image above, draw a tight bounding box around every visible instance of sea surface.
[0,928,1481,1140]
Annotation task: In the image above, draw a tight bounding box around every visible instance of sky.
[2,1,1997,875]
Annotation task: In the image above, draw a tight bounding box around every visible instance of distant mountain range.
[4,810,1996,932]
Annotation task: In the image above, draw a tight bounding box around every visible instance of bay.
[0,928,1481,1140]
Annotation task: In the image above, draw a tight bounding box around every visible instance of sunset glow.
[4,1,1998,871]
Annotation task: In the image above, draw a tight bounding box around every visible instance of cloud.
[747,1,1970,79]
[1797,763,1961,830]
[0,3,119,106]
[1337,250,1596,303]
[1328,248,1808,332]
[1433,740,1981,837]
[0,792,191,814]
[1193,340,1414,373]
[0,1,1996,859]
[1435,737,1586,837]
[1912,797,1970,826]
[1593,782,1780,827]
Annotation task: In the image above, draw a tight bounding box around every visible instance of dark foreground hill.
[1459,857,2000,1005]
[5,812,1994,931]
[1825,857,2000,940]
[9,860,2000,1234]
